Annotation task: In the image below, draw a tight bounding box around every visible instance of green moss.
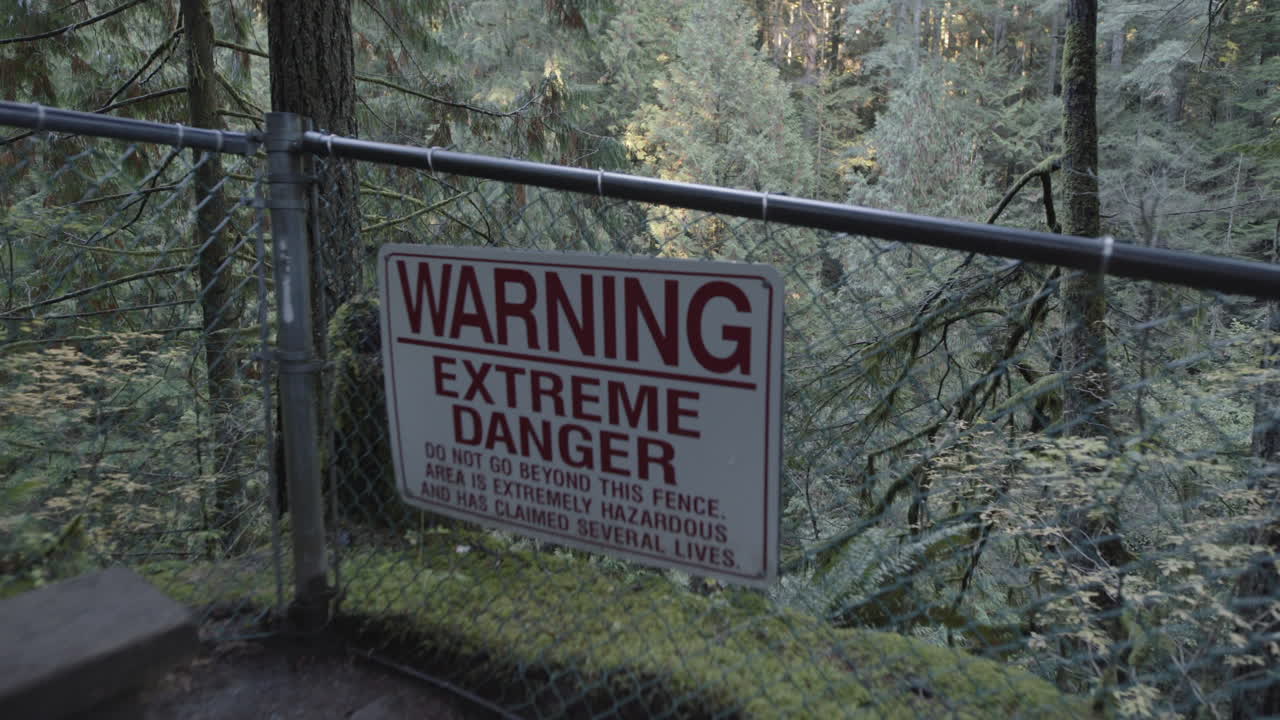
[145,530,1092,718]
[328,295,451,529]
[327,294,398,524]
[139,546,284,610]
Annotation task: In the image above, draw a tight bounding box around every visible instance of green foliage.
[4,0,1280,716]
[846,63,995,220]
[626,0,814,195]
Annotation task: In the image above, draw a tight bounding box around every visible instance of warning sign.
[377,245,782,586]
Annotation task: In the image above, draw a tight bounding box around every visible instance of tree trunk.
[1047,4,1064,97]
[267,0,360,522]
[1109,26,1124,68]
[911,0,923,66]
[827,3,843,73]
[181,0,244,553]
[803,0,820,78]
[1058,0,1129,696]
[1166,59,1189,123]
[1060,0,1109,438]
[1232,224,1280,719]
[268,0,361,336]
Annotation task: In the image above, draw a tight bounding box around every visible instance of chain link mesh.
[313,157,1280,718]
[0,130,283,635]
[4,114,1279,716]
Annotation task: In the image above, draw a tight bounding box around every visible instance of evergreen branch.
[0,327,201,355]
[102,26,184,109]
[355,73,548,118]
[218,109,262,125]
[53,237,198,256]
[1160,197,1279,217]
[64,183,183,208]
[0,0,146,45]
[93,87,186,115]
[213,39,547,119]
[1,88,187,147]
[1,265,187,318]
[38,298,196,319]
[357,0,430,79]
[361,193,470,234]
[87,146,181,246]
[359,182,437,208]
[212,38,268,59]
[215,71,263,116]
[2,439,143,455]
[437,208,493,245]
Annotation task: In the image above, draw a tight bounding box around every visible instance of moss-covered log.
[144,529,1095,719]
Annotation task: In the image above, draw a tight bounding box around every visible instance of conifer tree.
[625,0,813,257]
[181,0,245,551]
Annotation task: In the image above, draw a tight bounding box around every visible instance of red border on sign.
[382,250,777,580]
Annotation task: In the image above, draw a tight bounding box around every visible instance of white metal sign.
[377,245,782,586]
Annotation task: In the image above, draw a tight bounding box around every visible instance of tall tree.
[267,0,361,324]
[1060,0,1110,439]
[1233,224,1280,719]
[181,0,245,551]
[1057,0,1131,697]
[625,0,814,257]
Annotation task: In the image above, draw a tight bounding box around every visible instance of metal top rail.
[1,99,1276,300]
[0,100,258,156]
[303,129,1280,301]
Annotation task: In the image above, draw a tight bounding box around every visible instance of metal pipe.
[265,112,330,631]
[302,131,1280,301]
[0,100,258,155]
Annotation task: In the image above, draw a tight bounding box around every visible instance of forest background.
[2,0,1279,718]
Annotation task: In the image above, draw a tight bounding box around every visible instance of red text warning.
[378,245,782,586]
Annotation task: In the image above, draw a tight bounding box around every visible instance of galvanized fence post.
[264,112,331,631]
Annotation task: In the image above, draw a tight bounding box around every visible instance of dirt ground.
[126,631,496,720]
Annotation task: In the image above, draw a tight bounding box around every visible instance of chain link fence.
[0,116,284,635]
[4,102,1280,717]
[317,153,1280,718]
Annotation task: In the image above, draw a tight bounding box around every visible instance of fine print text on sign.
[377,245,783,586]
